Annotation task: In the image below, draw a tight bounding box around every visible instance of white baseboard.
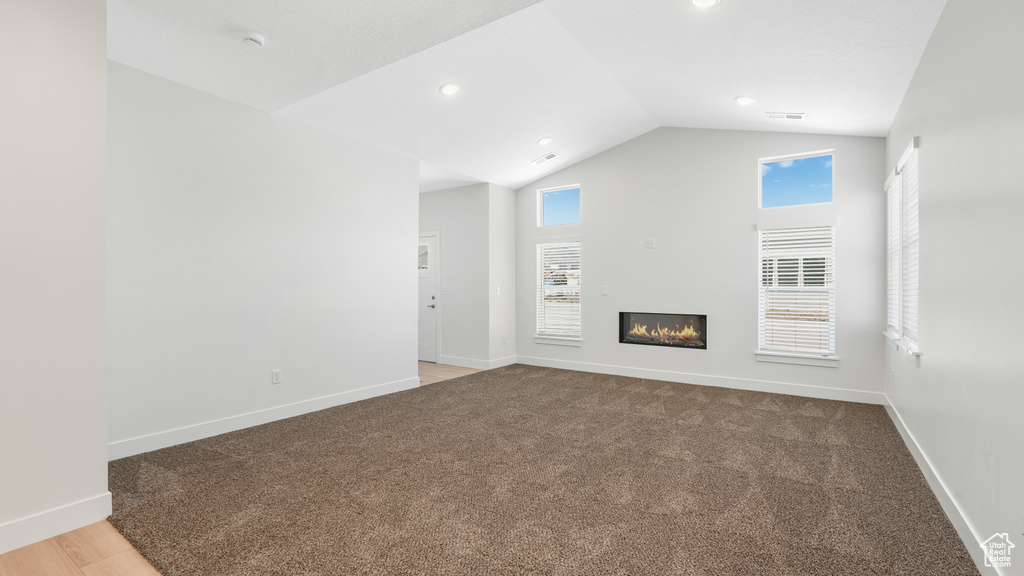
[436,355,518,370]
[883,399,997,576]
[108,376,420,461]
[0,492,111,555]
[437,355,490,370]
[487,355,517,369]
[515,356,886,405]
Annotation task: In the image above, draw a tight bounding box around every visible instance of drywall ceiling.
[107,0,947,191]
[277,5,658,192]
[544,0,946,137]
[107,0,545,111]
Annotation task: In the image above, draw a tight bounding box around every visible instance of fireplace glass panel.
[619,312,707,349]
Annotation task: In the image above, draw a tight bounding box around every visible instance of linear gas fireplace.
[619,312,707,349]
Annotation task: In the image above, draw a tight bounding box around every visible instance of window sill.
[535,336,582,347]
[756,351,839,368]
[883,331,922,358]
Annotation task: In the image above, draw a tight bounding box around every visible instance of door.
[418,234,438,362]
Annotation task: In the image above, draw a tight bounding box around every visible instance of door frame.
[419,231,442,362]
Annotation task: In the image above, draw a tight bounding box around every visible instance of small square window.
[538,186,580,226]
[760,152,834,208]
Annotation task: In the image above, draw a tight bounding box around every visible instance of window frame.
[756,223,839,367]
[537,184,582,227]
[535,239,582,346]
[758,149,836,209]
[884,138,922,357]
[885,170,902,338]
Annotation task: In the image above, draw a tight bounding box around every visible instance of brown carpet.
[109,365,979,575]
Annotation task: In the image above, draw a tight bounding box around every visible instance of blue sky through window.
[541,187,581,226]
[761,154,833,208]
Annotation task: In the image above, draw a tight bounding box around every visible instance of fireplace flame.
[628,322,701,343]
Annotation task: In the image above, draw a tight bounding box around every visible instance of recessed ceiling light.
[690,0,720,7]
[735,95,757,106]
[537,136,553,146]
[439,82,461,96]
[242,32,265,48]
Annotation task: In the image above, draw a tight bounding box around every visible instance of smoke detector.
[766,112,805,120]
[243,32,266,48]
[532,152,559,165]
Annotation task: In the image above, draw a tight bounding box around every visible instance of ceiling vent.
[766,112,805,120]
[532,152,559,165]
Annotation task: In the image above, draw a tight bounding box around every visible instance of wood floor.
[418,361,482,385]
[0,362,484,576]
[0,520,159,576]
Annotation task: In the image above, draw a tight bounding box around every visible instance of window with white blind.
[536,241,581,345]
[758,226,836,363]
[885,138,921,354]
[886,173,902,336]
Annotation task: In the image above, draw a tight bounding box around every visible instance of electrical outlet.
[271,369,281,385]
[601,284,609,296]
[496,285,501,295]
[645,237,656,249]
[502,336,507,346]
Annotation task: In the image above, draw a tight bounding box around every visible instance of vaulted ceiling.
[108,0,947,192]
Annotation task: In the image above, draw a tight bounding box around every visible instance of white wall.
[107,63,420,456]
[488,184,517,363]
[0,0,111,554]
[516,127,887,402]
[420,184,491,366]
[884,0,1024,572]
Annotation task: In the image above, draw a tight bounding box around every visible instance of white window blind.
[900,144,920,346]
[537,241,581,340]
[885,138,920,352]
[758,226,836,356]
[886,173,902,336]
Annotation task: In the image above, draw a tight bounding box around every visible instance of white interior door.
[418,234,438,362]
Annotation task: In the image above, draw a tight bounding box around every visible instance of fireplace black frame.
[619,312,707,350]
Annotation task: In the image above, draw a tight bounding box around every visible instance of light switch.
[442,286,449,295]
[601,285,609,296]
